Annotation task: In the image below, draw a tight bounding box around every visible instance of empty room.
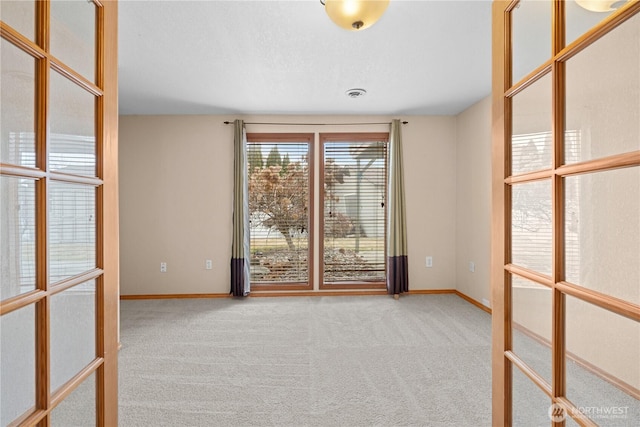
[1,0,639,426]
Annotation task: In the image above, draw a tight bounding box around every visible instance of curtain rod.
[223,121,408,126]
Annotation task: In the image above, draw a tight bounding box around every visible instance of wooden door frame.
[318,133,388,290]
[245,133,315,291]
[0,1,118,425]
[491,2,510,424]
[491,1,640,426]
[100,1,119,425]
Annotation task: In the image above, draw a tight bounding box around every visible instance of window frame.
[246,133,315,291]
[319,133,389,290]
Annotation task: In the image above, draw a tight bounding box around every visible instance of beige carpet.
[118,295,491,426]
[117,294,638,426]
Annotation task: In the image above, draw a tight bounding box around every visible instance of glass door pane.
[0,304,36,426]
[511,179,552,275]
[511,0,551,84]
[0,176,36,299]
[511,275,552,384]
[511,73,552,176]
[49,71,97,177]
[565,13,640,164]
[50,372,95,426]
[564,167,640,305]
[247,141,311,286]
[49,182,96,284]
[566,0,624,46]
[0,0,36,42]
[1,38,36,167]
[50,280,96,392]
[565,295,640,424]
[512,363,552,426]
[322,140,387,285]
[50,0,96,82]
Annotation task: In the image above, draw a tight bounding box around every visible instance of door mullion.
[34,0,50,422]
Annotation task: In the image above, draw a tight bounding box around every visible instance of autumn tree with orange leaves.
[248,147,350,251]
[248,147,309,251]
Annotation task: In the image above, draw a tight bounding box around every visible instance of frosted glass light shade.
[324,0,390,31]
[575,0,620,12]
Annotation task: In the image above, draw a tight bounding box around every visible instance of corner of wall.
[453,95,492,309]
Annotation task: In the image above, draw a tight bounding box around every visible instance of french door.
[0,1,119,425]
[319,133,388,290]
[492,1,639,425]
[247,133,314,290]
[246,132,388,290]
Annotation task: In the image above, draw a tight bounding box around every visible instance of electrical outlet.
[205,259,213,270]
[469,261,475,273]
[160,262,167,273]
[426,256,433,268]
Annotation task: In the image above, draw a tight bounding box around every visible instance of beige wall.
[119,94,638,389]
[119,116,232,295]
[119,115,458,295]
[455,96,492,307]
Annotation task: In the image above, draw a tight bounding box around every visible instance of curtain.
[230,119,250,296]
[387,119,409,296]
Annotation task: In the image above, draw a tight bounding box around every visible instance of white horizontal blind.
[323,141,387,283]
[247,142,310,284]
[3,132,35,168]
[511,130,580,279]
[0,176,36,298]
[511,179,552,276]
[511,131,552,176]
[49,134,96,177]
[49,182,96,284]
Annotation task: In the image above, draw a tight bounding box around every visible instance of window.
[246,132,389,290]
[320,134,388,288]
[246,134,313,289]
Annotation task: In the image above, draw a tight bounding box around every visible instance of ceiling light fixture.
[320,0,390,31]
[345,88,367,98]
[575,0,626,12]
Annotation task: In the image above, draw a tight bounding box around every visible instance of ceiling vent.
[345,88,367,99]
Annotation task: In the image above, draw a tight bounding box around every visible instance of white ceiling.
[118,0,493,116]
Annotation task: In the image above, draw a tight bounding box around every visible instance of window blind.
[0,176,36,296]
[49,181,96,284]
[247,142,310,284]
[322,141,387,283]
[511,131,552,176]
